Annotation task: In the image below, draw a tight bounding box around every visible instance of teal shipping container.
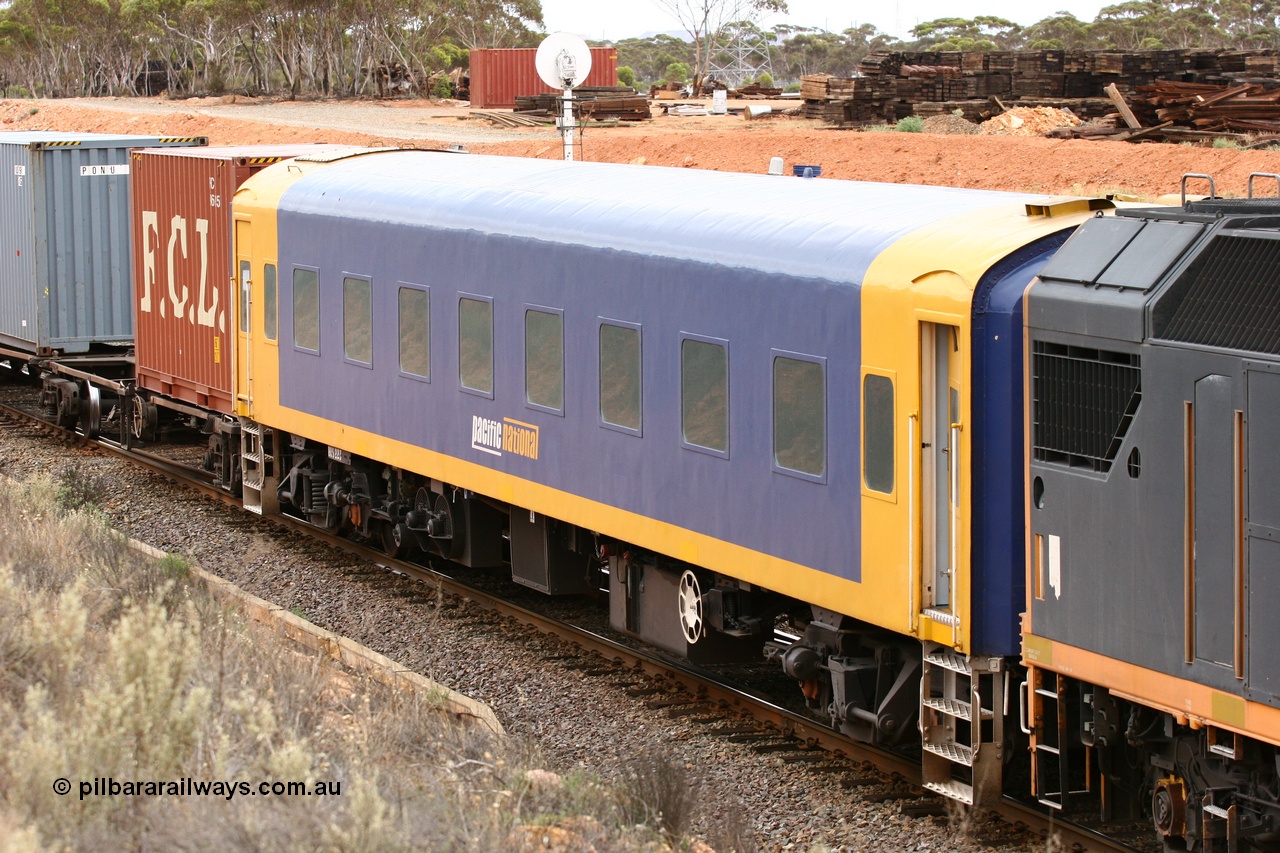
[0,131,206,355]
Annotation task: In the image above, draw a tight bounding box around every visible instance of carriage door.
[234,217,252,411]
[921,322,960,619]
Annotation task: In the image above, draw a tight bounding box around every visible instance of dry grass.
[0,469,749,852]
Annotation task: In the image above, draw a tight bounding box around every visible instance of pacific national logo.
[471,415,539,460]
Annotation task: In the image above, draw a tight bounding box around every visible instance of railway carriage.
[228,149,1110,806]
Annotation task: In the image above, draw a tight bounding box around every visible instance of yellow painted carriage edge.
[252,399,864,609]
[860,200,1108,653]
[1025,634,1280,745]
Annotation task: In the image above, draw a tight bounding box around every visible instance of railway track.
[0,384,1141,853]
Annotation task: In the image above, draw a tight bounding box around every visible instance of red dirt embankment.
[4,97,1280,199]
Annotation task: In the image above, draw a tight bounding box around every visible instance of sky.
[540,0,1110,43]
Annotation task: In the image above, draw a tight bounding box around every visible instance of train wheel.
[130,395,158,443]
[53,380,80,429]
[677,570,704,644]
[1151,777,1188,851]
[81,385,101,439]
[382,521,416,560]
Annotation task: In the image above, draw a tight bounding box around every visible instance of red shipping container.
[469,47,618,109]
[131,145,358,414]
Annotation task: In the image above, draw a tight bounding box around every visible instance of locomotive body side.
[1024,203,1280,847]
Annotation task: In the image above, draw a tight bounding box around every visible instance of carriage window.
[399,286,429,378]
[682,337,728,453]
[774,355,825,477]
[459,296,493,394]
[600,323,641,431]
[343,277,371,364]
[293,268,318,352]
[264,263,277,341]
[864,374,894,493]
[525,308,563,411]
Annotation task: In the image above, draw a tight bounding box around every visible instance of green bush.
[617,66,636,88]
[0,474,751,852]
[755,72,773,88]
[896,116,925,133]
[663,62,690,84]
[53,463,106,513]
[1212,136,1241,149]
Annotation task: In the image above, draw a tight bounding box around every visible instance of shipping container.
[0,132,206,355]
[131,145,363,414]
[469,48,618,109]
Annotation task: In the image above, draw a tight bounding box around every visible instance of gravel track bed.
[55,96,555,146]
[0,393,1040,853]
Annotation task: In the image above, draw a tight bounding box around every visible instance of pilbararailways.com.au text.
[53,777,342,801]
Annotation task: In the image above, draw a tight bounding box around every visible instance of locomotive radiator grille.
[1155,233,1280,355]
[1032,342,1140,473]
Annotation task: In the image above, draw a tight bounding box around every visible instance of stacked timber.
[1130,80,1280,133]
[800,74,894,122]
[514,87,651,121]
[732,82,783,98]
[804,48,1280,129]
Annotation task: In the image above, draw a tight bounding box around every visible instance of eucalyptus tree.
[0,0,540,97]
[911,16,1025,50]
[611,32,695,86]
[709,22,894,84]
[1215,0,1280,47]
[450,0,543,49]
[1091,0,1170,47]
[1021,11,1094,48]
[652,0,787,88]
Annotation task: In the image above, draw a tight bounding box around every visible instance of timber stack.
[805,48,1280,129]
[1129,80,1280,133]
[514,87,651,121]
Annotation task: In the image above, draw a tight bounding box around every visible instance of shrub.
[755,72,773,88]
[617,66,636,88]
[663,62,690,84]
[1212,136,1241,149]
[53,463,106,513]
[0,474,745,852]
[614,747,700,840]
[896,116,924,133]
